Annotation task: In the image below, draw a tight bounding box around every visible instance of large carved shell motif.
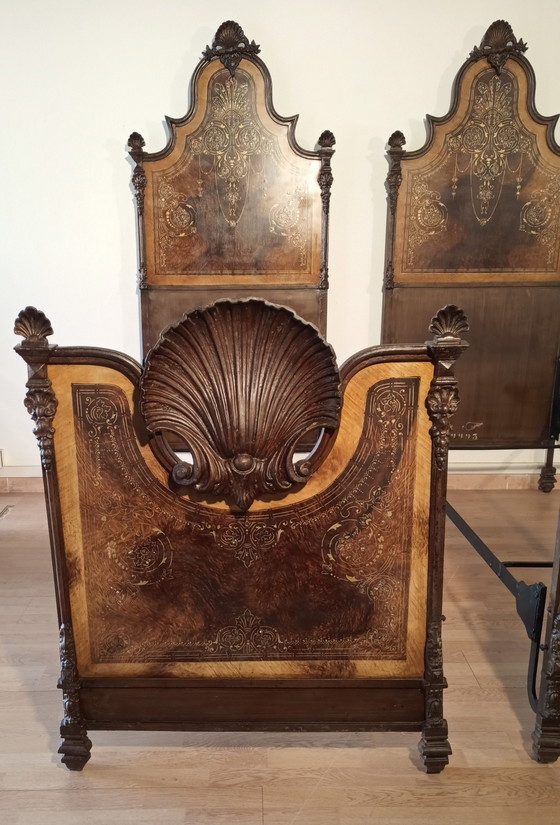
[140,300,342,511]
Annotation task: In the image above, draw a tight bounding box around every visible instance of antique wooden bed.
[382,20,560,762]
[15,300,468,773]
[128,21,335,355]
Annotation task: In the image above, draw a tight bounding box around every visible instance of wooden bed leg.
[419,622,452,773]
[58,623,92,770]
[532,720,560,764]
[532,613,560,764]
[419,684,452,773]
[538,445,557,493]
[58,728,92,771]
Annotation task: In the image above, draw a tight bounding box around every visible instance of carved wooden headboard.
[382,21,560,477]
[129,21,335,355]
[16,300,467,773]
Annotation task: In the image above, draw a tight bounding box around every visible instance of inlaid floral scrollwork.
[109,532,174,587]
[447,71,533,226]
[196,519,288,568]
[205,609,289,656]
[520,175,560,266]
[269,187,306,266]
[407,179,448,266]
[187,73,273,228]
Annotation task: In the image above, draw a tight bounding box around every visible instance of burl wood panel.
[49,360,433,681]
[383,22,560,450]
[392,59,560,285]
[143,61,322,287]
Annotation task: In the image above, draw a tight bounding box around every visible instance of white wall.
[1,0,557,470]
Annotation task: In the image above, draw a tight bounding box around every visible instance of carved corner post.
[532,517,560,763]
[14,308,92,770]
[419,305,469,773]
[317,130,336,289]
[383,130,406,292]
[128,131,148,289]
[58,624,92,770]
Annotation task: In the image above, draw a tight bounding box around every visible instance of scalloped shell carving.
[470,20,527,71]
[483,20,517,51]
[141,300,341,511]
[202,21,260,75]
[388,130,406,150]
[14,306,54,345]
[318,130,336,149]
[429,305,469,340]
[213,21,249,51]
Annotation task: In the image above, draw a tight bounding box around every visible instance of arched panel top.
[386,21,560,286]
[128,21,335,319]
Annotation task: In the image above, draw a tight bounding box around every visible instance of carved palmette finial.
[426,306,469,469]
[141,300,341,512]
[429,305,469,340]
[14,307,58,471]
[203,21,260,76]
[470,20,527,74]
[388,130,406,150]
[127,131,145,163]
[14,306,54,346]
[318,130,336,149]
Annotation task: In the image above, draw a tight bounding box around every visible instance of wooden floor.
[1,490,559,824]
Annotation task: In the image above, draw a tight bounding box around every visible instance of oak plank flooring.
[0,490,559,824]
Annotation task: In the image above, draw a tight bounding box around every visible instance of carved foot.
[58,732,92,771]
[418,731,452,774]
[538,466,557,493]
[532,723,560,764]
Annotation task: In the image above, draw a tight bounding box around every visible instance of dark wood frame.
[15,302,468,774]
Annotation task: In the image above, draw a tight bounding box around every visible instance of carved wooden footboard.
[15,300,467,773]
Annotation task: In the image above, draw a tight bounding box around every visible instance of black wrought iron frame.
[446,503,551,712]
